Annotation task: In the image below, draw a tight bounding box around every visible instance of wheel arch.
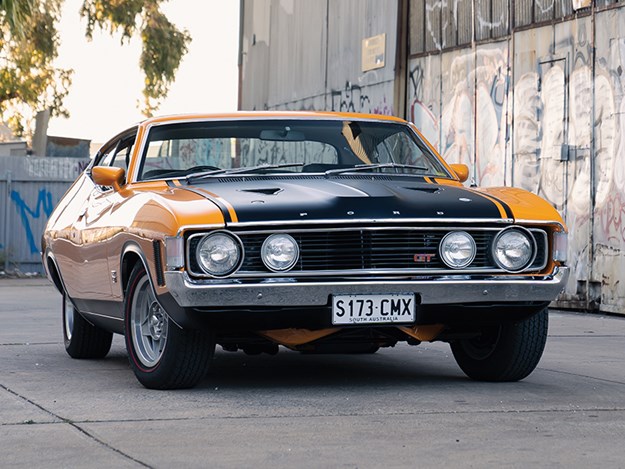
[44,251,65,295]
[119,240,188,331]
[120,242,150,296]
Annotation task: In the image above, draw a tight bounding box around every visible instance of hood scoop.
[405,186,441,194]
[240,187,283,196]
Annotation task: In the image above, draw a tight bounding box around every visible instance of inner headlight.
[196,232,242,277]
[261,233,299,272]
[492,228,535,272]
[439,231,476,269]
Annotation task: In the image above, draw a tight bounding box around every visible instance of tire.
[63,292,113,359]
[450,308,549,382]
[124,264,215,390]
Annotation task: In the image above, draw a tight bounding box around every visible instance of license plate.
[332,294,416,325]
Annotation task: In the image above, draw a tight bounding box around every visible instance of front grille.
[238,230,495,271]
[187,227,549,277]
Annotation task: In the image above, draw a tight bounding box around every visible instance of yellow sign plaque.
[362,33,386,72]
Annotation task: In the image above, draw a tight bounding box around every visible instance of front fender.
[476,187,566,229]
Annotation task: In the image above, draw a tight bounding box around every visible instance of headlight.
[492,227,535,272]
[196,232,242,277]
[261,234,299,272]
[439,231,476,269]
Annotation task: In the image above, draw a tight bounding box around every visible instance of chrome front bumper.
[164,267,569,308]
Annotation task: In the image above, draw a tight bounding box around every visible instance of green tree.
[0,0,190,138]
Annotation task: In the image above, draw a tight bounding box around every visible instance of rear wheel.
[124,264,215,389]
[63,292,113,359]
[450,308,549,382]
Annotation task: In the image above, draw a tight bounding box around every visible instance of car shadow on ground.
[91,339,472,391]
[192,346,467,390]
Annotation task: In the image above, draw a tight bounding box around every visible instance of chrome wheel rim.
[130,276,168,367]
[64,294,74,341]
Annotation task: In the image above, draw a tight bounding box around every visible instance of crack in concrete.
[2,406,625,427]
[539,368,625,386]
[0,383,151,468]
[0,342,61,346]
[549,335,625,338]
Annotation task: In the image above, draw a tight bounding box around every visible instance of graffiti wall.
[409,41,511,187]
[407,7,625,313]
[273,81,396,117]
[0,156,89,273]
[593,7,625,312]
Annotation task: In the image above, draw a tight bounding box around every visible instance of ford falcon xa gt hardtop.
[42,112,569,389]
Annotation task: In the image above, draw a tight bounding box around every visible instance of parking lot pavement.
[1,279,624,468]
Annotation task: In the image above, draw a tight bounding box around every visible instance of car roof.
[139,111,408,127]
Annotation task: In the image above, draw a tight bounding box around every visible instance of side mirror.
[450,163,469,183]
[92,166,125,192]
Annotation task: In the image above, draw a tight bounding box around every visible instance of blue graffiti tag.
[11,189,54,254]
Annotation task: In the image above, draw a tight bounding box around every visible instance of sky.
[47,0,240,144]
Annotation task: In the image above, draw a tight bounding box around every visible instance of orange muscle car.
[42,112,569,389]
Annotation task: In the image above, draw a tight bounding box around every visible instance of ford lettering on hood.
[180,176,511,224]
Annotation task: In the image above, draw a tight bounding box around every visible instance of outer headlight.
[196,232,242,277]
[439,231,476,269]
[492,227,535,272]
[261,234,299,272]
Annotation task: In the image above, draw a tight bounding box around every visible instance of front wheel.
[124,264,215,389]
[63,292,113,359]
[450,308,549,382]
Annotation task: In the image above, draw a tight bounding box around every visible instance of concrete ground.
[1,278,624,468]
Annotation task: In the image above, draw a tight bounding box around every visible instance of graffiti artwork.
[407,9,625,311]
[10,189,55,255]
[1,156,89,272]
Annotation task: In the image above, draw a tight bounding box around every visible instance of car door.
[71,130,137,303]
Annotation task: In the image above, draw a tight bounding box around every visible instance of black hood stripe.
[175,185,237,223]
[423,177,511,219]
[474,191,514,219]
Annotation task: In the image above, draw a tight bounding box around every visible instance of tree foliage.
[0,0,190,138]
[0,0,71,137]
[80,0,190,116]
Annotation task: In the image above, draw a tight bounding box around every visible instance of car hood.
[182,175,511,224]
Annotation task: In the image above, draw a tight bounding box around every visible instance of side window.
[96,144,117,167]
[110,137,136,171]
[91,132,137,189]
[93,130,137,170]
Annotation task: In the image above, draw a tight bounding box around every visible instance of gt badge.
[414,253,435,263]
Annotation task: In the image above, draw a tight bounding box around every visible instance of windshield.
[137,119,450,181]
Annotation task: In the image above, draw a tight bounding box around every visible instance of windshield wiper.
[324,163,429,176]
[188,163,304,182]
[225,162,304,174]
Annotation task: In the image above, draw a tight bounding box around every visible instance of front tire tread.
[63,295,113,359]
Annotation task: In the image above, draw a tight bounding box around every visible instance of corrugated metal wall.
[239,0,625,314]
[240,0,398,114]
[0,157,89,273]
